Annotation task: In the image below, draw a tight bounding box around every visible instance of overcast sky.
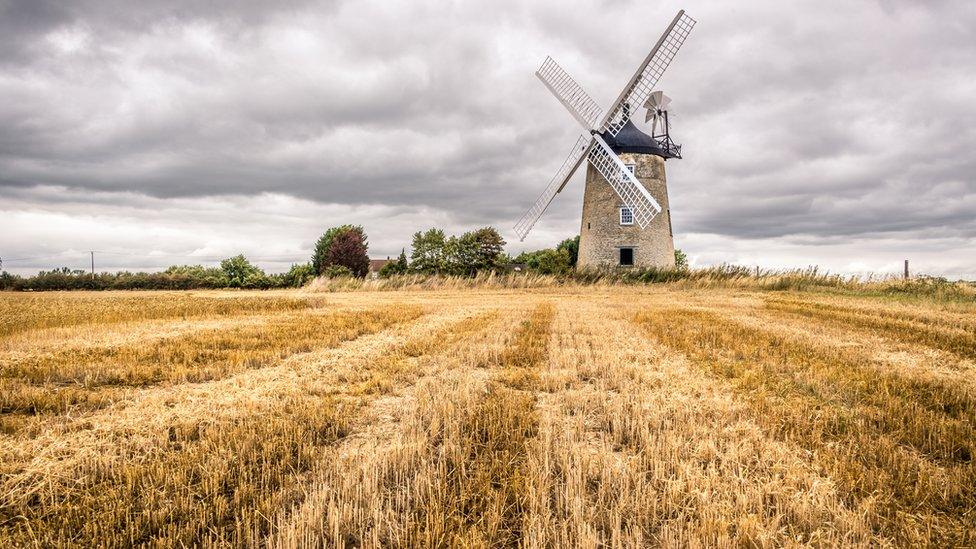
[1,0,974,278]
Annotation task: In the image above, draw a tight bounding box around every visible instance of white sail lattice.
[600,11,696,137]
[587,134,661,228]
[535,57,604,130]
[513,135,592,241]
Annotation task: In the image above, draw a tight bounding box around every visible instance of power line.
[0,250,312,270]
[0,255,73,262]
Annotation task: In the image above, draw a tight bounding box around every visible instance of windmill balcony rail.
[655,136,682,159]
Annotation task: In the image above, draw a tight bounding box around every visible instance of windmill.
[513,10,696,268]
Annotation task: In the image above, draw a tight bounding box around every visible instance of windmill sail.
[535,57,604,130]
[514,10,693,241]
[599,10,695,137]
[588,134,662,228]
[514,134,593,241]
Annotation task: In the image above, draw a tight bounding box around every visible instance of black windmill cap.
[599,119,677,159]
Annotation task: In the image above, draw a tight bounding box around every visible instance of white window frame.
[619,206,634,226]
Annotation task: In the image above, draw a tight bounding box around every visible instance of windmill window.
[619,247,634,266]
[619,207,634,225]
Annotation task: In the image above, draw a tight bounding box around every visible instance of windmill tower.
[514,10,696,269]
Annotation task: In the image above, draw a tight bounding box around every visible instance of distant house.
[368,258,391,279]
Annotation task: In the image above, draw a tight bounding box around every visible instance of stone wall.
[577,152,675,269]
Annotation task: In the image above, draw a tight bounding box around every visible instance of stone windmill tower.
[514,11,696,269]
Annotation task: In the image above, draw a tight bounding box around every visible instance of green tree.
[379,249,409,278]
[395,248,408,272]
[442,235,469,276]
[312,225,367,275]
[410,228,446,274]
[557,235,580,267]
[438,227,506,276]
[220,255,263,288]
[674,248,688,269]
[470,227,506,271]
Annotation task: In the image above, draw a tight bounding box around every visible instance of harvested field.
[0,287,973,547]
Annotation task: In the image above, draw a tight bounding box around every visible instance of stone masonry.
[577,152,675,269]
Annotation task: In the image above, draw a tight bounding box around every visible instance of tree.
[220,255,263,288]
[438,227,507,276]
[395,248,408,272]
[557,235,580,267]
[674,248,688,270]
[470,227,506,271]
[325,229,370,277]
[410,228,446,274]
[312,225,367,275]
[442,235,470,276]
[379,249,409,278]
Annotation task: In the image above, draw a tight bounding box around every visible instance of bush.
[1,255,316,291]
[220,255,264,288]
[321,265,354,278]
[165,264,229,287]
[557,236,580,266]
[674,249,689,270]
[282,263,315,287]
[533,249,572,275]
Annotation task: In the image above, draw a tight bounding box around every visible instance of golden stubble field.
[0,286,974,547]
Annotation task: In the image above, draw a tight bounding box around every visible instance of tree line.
[0,224,688,290]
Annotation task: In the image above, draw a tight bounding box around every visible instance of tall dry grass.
[307,267,976,306]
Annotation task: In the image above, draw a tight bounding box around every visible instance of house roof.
[369,259,391,272]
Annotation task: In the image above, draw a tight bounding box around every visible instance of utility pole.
[904,259,909,280]
[90,251,95,280]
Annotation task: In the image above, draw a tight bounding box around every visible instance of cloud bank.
[1,0,974,277]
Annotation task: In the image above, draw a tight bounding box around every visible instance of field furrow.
[0,292,314,338]
[520,298,875,547]
[765,297,976,359]
[667,290,976,392]
[0,306,424,426]
[0,304,502,546]
[270,302,552,547]
[634,306,976,546]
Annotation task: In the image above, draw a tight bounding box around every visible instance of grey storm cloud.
[1,0,975,275]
